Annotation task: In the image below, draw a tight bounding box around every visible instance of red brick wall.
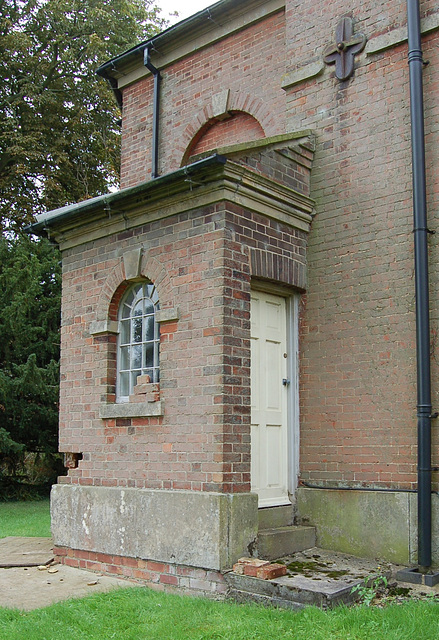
[58,200,307,493]
[54,546,227,595]
[284,0,439,490]
[120,10,286,187]
[72,0,439,496]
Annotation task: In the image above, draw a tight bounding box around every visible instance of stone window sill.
[99,402,163,419]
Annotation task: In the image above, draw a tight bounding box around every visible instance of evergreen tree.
[0,234,61,482]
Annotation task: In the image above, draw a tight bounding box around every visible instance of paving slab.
[0,538,139,610]
[226,546,439,609]
[0,537,54,567]
[0,563,139,610]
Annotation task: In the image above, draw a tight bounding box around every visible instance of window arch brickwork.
[90,248,177,410]
[94,249,173,325]
[183,111,265,165]
[173,91,279,169]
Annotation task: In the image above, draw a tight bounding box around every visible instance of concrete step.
[225,571,357,610]
[258,505,294,530]
[228,586,306,611]
[258,525,316,560]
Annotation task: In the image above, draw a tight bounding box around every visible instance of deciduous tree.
[0,0,164,231]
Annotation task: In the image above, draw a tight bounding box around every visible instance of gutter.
[96,6,218,81]
[26,155,227,236]
[95,4,219,108]
[96,0,285,107]
[95,0,245,83]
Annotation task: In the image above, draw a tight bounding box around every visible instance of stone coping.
[31,155,315,250]
[99,402,163,419]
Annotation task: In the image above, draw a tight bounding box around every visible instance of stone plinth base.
[297,487,439,566]
[51,485,258,572]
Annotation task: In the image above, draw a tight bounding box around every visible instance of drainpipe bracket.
[412,227,435,234]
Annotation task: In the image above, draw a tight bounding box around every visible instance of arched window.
[117,282,160,402]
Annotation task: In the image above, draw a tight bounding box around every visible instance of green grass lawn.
[0,587,438,640]
[0,501,438,639]
[0,500,51,538]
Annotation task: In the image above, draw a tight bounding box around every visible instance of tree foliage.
[0,0,165,232]
[0,1,166,488]
[0,234,61,484]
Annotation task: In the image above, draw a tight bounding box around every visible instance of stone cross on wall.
[323,17,366,81]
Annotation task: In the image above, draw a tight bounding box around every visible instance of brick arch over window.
[96,251,173,324]
[171,91,278,169]
[182,111,265,165]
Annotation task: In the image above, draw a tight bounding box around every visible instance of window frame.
[116,281,160,403]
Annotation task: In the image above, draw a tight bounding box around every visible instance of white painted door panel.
[251,290,290,507]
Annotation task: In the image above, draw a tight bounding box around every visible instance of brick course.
[53,546,227,595]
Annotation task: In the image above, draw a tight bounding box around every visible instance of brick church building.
[31,0,439,591]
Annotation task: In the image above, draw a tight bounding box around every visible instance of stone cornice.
[32,154,315,251]
[189,130,315,164]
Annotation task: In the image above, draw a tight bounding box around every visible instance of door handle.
[282,378,290,386]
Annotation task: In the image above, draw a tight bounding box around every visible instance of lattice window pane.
[144,342,154,368]
[132,317,142,343]
[119,372,130,397]
[132,344,142,369]
[144,315,154,341]
[117,282,160,401]
[120,346,130,370]
[120,320,130,345]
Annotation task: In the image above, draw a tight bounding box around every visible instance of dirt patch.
[0,563,139,610]
[0,537,53,568]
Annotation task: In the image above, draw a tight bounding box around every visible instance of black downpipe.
[144,47,161,179]
[407,0,432,571]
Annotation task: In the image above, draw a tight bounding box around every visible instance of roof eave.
[26,155,227,236]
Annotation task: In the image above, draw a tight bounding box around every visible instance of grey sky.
[156,0,216,24]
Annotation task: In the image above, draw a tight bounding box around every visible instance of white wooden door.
[251,290,290,507]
